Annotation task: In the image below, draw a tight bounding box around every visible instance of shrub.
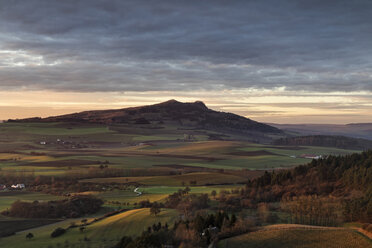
[4,195,103,218]
[51,227,66,238]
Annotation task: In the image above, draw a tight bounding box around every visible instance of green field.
[93,184,242,208]
[218,225,372,248]
[0,191,63,211]
[0,122,358,175]
[80,172,248,186]
[0,208,179,248]
[0,121,365,248]
[0,218,60,238]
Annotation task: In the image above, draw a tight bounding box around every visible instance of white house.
[11,184,25,189]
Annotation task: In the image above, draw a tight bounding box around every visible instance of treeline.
[248,150,372,192]
[273,135,372,150]
[114,211,254,248]
[281,195,343,226]
[140,188,211,218]
[164,188,209,217]
[244,150,372,223]
[2,195,103,218]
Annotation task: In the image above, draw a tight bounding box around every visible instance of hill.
[218,224,372,248]
[273,135,372,150]
[8,100,282,139]
[0,208,179,248]
[270,123,372,140]
[244,150,372,223]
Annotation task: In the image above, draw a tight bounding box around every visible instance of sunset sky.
[0,0,371,124]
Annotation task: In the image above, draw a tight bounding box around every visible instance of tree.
[26,232,34,240]
[51,227,66,238]
[150,202,161,216]
[211,190,217,199]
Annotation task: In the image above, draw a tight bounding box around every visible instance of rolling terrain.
[0,100,370,248]
[11,100,282,143]
[274,135,372,150]
[218,224,372,248]
[271,123,372,140]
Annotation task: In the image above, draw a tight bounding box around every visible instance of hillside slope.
[273,135,372,150]
[9,100,282,137]
[218,224,372,248]
[270,123,372,140]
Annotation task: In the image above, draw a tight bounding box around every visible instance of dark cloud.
[0,0,371,92]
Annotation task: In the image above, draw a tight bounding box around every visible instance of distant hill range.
[273,135,372,150]
[270,123,372,140]
[9,100,282,139]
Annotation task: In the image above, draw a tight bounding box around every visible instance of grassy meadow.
[218,225,372,248]
[0,122,358,176]
[0,191,63,211]
[0,208,179,248]
[0,121,367,247]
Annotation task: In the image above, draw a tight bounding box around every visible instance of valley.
[0,101,370,248]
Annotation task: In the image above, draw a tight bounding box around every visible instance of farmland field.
[79,172,249,186]
[0,122,358,176]
[0,208,179,248]
[94,184,243,208]
[0,121,367,248]
[0,191,63,211]
[218,225,372,248]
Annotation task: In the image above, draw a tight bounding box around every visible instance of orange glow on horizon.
[0,90,371,124]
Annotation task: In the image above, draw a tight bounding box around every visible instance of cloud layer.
[0,0,372,92]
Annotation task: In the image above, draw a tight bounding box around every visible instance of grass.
[133,134,183,142]
[87,208,178,238]
[239,145,358,158]
[0,122,359,175]
[0,208,179,248]
[0,122,367,248]
[139,185,241,195]
[0,191,63,211]
[93,189,170,207]
[80,172,247,186]
[0,218,60,237]
[89,185,242,209]
[0,122,113,136]
[218,225,372,248]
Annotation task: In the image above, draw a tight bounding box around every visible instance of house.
[11,184,25,189]
[300,154,322,159]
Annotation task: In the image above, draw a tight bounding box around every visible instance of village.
[0,183,25,191]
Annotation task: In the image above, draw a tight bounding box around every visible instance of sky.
[0,0,371,124]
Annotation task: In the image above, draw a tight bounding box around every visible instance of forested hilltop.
[244,150,372,223]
